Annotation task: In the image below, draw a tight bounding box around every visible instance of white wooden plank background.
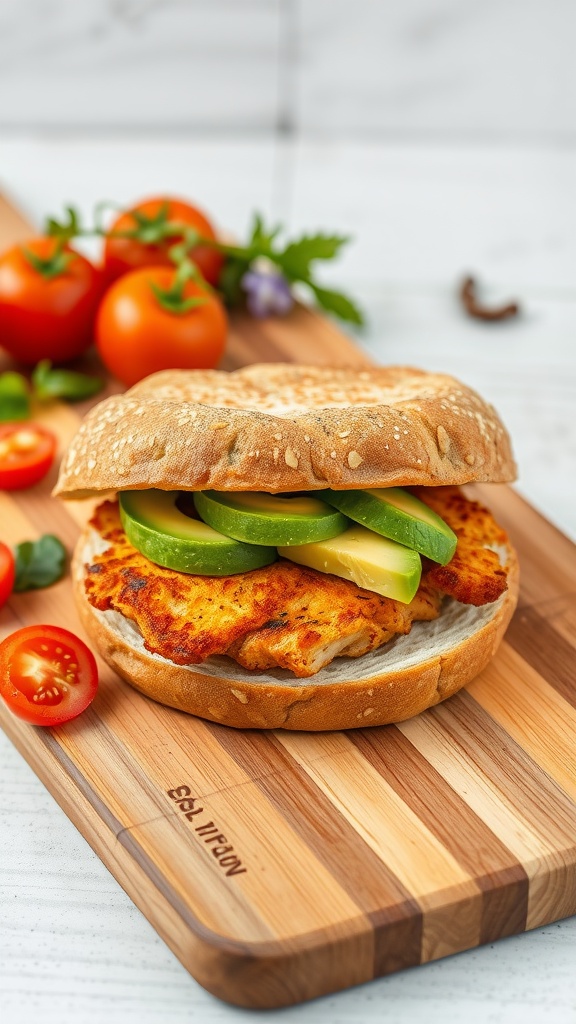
[1,1,576,140]
[1,136,576,1024]
[0,0,282,132]
[296,0,576,141]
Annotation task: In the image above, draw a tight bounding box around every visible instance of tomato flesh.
[0,625,98,725]
[0,424,57,489]
[0,542,15,608]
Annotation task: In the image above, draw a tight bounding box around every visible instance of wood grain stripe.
[8,720,373,1008]
[208,723,423,976]
[467,646,576,805]
[349,726,529,943]
[504,600,576,710]
[275,731,482,962]
[399,693,576,929]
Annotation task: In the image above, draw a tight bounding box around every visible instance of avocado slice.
[194,490,349,547]
[119,490,276,575]
[318,487,457,565]
[278,525,422,603]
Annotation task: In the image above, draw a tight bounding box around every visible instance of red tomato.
[0,424,57,490]
[104,196,224,287]
[0,237,103,365]
[0,543,15,609]
[96,266,228,387]
[0,625,98,725]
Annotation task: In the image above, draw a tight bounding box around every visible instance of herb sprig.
[0,361,103,422]
[46,205,364,326]
[13,535,67,592]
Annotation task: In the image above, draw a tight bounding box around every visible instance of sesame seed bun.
[54,364,516,499]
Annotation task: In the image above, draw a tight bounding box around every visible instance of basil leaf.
[0,372,30,421]
[13,535,67,592]
[306,282,365,326]
[248,213,281,253]
[32,360,104,402]
[276,234,349,281]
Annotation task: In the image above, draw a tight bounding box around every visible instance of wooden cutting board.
[1,192,576,1009]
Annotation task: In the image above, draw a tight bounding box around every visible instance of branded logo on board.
[167,786,247,877]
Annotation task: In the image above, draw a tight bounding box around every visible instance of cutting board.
[1,192,576,1009]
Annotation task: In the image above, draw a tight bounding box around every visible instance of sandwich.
[54,363,519,731]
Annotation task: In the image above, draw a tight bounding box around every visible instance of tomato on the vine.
[103,196,224,287]
[0,237,103,365]
[0,424,57,490]
[0,543,15,609]
[0,625,98,725]
[96,265,228,387]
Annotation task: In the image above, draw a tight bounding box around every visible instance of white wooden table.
[1,138,575,1024]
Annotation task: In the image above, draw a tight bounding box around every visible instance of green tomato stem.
[23,237,75,280]
[148,258,209,316]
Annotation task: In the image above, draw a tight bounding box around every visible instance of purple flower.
[242,266,294,318]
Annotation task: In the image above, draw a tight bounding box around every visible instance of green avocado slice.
[119,490,276,575]
[318,487,457,565]
[194,490,349,546]
[278,525,422,603]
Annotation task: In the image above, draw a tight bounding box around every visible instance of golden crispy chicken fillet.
[85,501,432,678]
[413,486,509,605]
[227,579,441,675]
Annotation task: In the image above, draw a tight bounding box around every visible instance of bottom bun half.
[73,528,519,731]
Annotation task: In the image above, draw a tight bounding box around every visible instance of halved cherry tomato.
[0,424,57,490]
[96,266,227,387]
[0,543,15,609]
[0,237,103,365]
[0,625,98,725]
[103,196,224,288]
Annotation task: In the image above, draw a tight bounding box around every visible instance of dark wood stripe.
[208,722,423,975]
[505,598,576,710]
[431,692,576,845]
[350,726,529,943]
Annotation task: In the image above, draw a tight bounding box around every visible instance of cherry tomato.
[104,196,224,288]
[0,237,103,365]
[0,423,57,490]
[0,625,98,725]
[96,266,228,387]
[0,543,15,609]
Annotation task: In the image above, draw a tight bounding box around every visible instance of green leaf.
[306,282,365,326]
[0,372,30,421]
[276,234,349,281]
[248,213,281,253]
[32,360,104,402]
[218,258,248,307]
[13,535,67,592]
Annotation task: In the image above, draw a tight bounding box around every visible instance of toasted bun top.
[54,364,516,498]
